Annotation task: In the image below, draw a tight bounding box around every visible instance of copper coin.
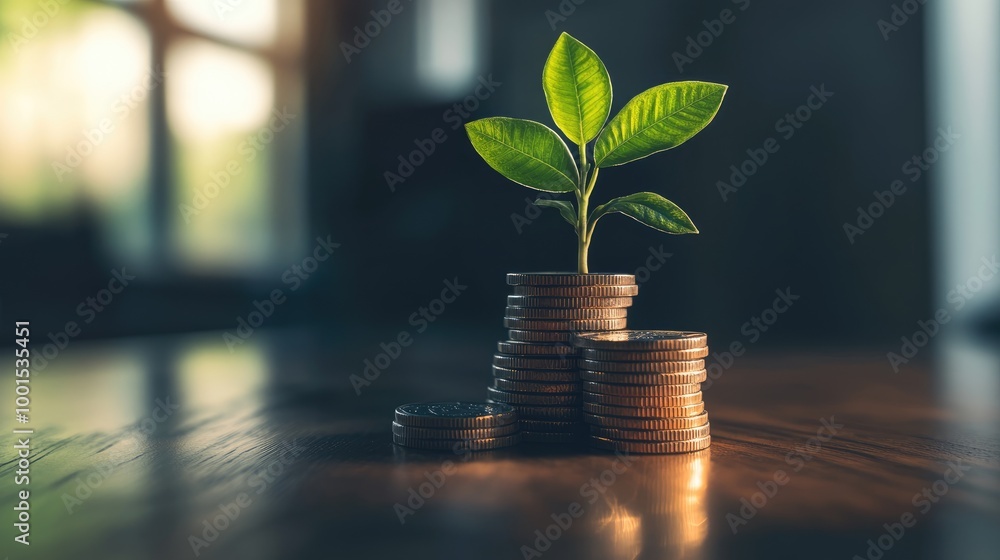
[512,285,639,297]
[497,341,576,356]
[506,273,636,286]
[392,433,521,450]
[507,295,633,308]
[519,419,583,432]
[392,421,519,440]
[505,306,627,319]
[588,435,711,454]
[493,355,576,370]
[504,318,628,331]
[521,431,583,443]
[508,330,574,342]
[581,347,709,361]
[579,370,708,385]
[582,381,701,396]
[487,387,581,406]
[493,379,581,394]
[572,330,708,350]
[589,423,711,442]
[579,358,705,373]
[582,391,702,407]
[492,365,579,382]
[582,401,705,418]
[583,411,709,430]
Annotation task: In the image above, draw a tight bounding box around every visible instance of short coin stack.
[488,273,637,443]
[392,402,521,450]
[573,331,711,454]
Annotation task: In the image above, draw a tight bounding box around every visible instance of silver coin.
[572,330,708,350]
[392,422,520,439]
[395,402,517,428]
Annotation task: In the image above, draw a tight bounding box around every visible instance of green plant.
[465,33,727,273]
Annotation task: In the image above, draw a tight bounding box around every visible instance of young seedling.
[465,33,727,273]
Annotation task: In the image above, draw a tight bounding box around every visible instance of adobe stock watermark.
[350,278,468,395]
[851,459,971,560]
[716,84,834,202]
[672,0,751,73]
[223,235,340,351]
[62,396,179,514]
[519,451,634,559]
[510,191,565,234]
[32,268,136,372]
[703,287,800,390]
[887,255,998,372]
[4,0,71,54]
[843,126,958,244]
[726,415,842,534]
[393,438,481,524]
[179,106,296,223]
[877,0,927,41]
[51,67,166,183]
[384,74,502,192]
[544,0,588,31]
[340,0,413,63]
[188,439,306,556]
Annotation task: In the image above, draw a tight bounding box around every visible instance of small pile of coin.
[487,273,636,443]
[392,402,521,450]
[573,331,711,454]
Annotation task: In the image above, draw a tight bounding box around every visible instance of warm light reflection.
[594,449,711,559]
[594,504,642,560]
[165,0,277,47]
[33,349,149,432]
[177,341,268,410]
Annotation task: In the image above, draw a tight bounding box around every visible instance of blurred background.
[1,2,999,559]
[0,0,997,346]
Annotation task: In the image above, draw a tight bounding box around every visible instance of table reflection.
[589,450,710,560]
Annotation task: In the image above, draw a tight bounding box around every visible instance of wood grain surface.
[2,331,997,560]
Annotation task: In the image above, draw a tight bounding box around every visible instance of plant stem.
[576,144,596,274]
[577,188,589,274]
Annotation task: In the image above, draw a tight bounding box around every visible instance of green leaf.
[542,33,613,146]
[591,192,698,234]
[465,117,579,193]
[536,199,578,228]
[594,81,727,168]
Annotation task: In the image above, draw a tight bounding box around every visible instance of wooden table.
[4,329,998,560]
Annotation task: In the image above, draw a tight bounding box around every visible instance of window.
[0,0,305,275]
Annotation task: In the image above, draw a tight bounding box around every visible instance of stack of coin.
[488,273,637,443]
[572,331,711,454]
[392,402,521,450]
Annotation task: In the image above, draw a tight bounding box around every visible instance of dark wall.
[325,0,929,346]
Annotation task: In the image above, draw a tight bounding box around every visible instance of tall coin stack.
[487,273,637,443]
[572,331,712,454]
